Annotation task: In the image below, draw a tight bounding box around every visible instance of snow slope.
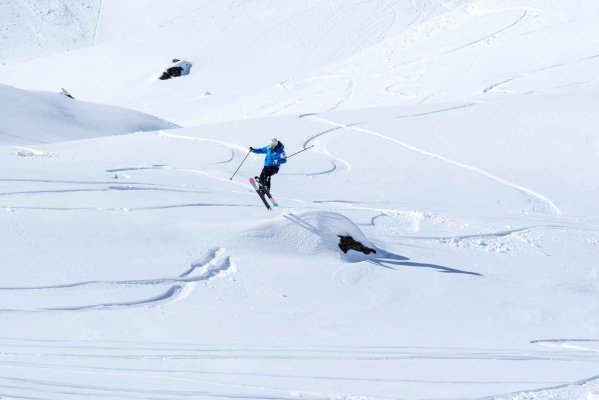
[0,0,101,63]
[0,84,176,146]
[0,1,598,399]
[0,0,471,126]
[1,0,598,127]
[0,103,597,398]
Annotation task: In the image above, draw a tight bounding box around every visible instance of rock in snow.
[234,211,377,261]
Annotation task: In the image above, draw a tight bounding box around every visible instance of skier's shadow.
[284,213,481,277]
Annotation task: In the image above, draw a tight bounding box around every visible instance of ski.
[260,184,279,208]
[250,177,271,210]
[252,177,279,208]
[265,191,279,208]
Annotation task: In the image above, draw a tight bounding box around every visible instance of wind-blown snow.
[0,1,598,399]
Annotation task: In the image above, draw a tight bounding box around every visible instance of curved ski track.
[0,248,233,312]
[303,112,561,216]
[482,51,599,94]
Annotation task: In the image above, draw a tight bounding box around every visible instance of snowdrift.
[233,211,376,261]
[0,84,177,146]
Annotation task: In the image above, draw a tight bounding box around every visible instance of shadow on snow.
[284,214,482,277]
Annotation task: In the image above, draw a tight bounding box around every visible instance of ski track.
[164,156,339,182]
[325,76,355,112]
[382,6,531,68]
[532,338,599,353]
[0,163,262,210]
[0,324,598,398]
[0,359,573,386]
[482,52,599,94]
[0,346,596,362]
[390,224,566,240]
[92,0,103,46]
[0,178,179,188]
[0,375,340,400]
[0,190,255,212]
[303,113,562,216]
[0,339,597,400]
[395,102,476,118]
[105,161,255,191]
[1,203,255,212]
[302,124,355,173]
[444,10,528,54]
[0,186,215,197]
[109,164,250,190]
[155,131,249,153]
[482,374,599,400]
[106,165,167,172]
[0,285,184,313]
[282,161,338,177]
[0,249,233,312]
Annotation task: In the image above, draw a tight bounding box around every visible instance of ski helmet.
[270,138,279,148]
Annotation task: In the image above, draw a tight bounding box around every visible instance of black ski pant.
[259,166,279,191]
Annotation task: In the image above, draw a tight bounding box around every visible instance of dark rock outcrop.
[338,235,376,255]
[57,87,74,99]
[159,58,192,80]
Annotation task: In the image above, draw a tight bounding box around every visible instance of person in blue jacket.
[250,138,287,191]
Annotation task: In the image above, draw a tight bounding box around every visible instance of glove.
[273,160,279,165]
[249,147,254,152]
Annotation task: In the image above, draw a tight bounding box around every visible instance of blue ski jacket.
[252,143,287,167]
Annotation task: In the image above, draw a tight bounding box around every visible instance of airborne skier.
[250,138,287,192]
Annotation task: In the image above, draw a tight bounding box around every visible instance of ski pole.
[229,149,251,180]
[285,145,315,159]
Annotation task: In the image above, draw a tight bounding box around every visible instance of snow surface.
[0,0,101,63]
[0,1,598,399]
[0,84,177,146]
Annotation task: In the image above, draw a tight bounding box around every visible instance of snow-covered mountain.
[0,1,598,399]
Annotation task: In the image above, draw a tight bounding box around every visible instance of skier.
[250,138,286,192]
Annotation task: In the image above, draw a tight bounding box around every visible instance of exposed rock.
[159,58,192,80]
[57,87,74,99]
[338,235,376,255]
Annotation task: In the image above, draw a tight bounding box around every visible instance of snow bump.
[236,211,377,261]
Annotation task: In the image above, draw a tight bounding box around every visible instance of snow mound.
[236,211,376,261]
[0,84,177,146]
